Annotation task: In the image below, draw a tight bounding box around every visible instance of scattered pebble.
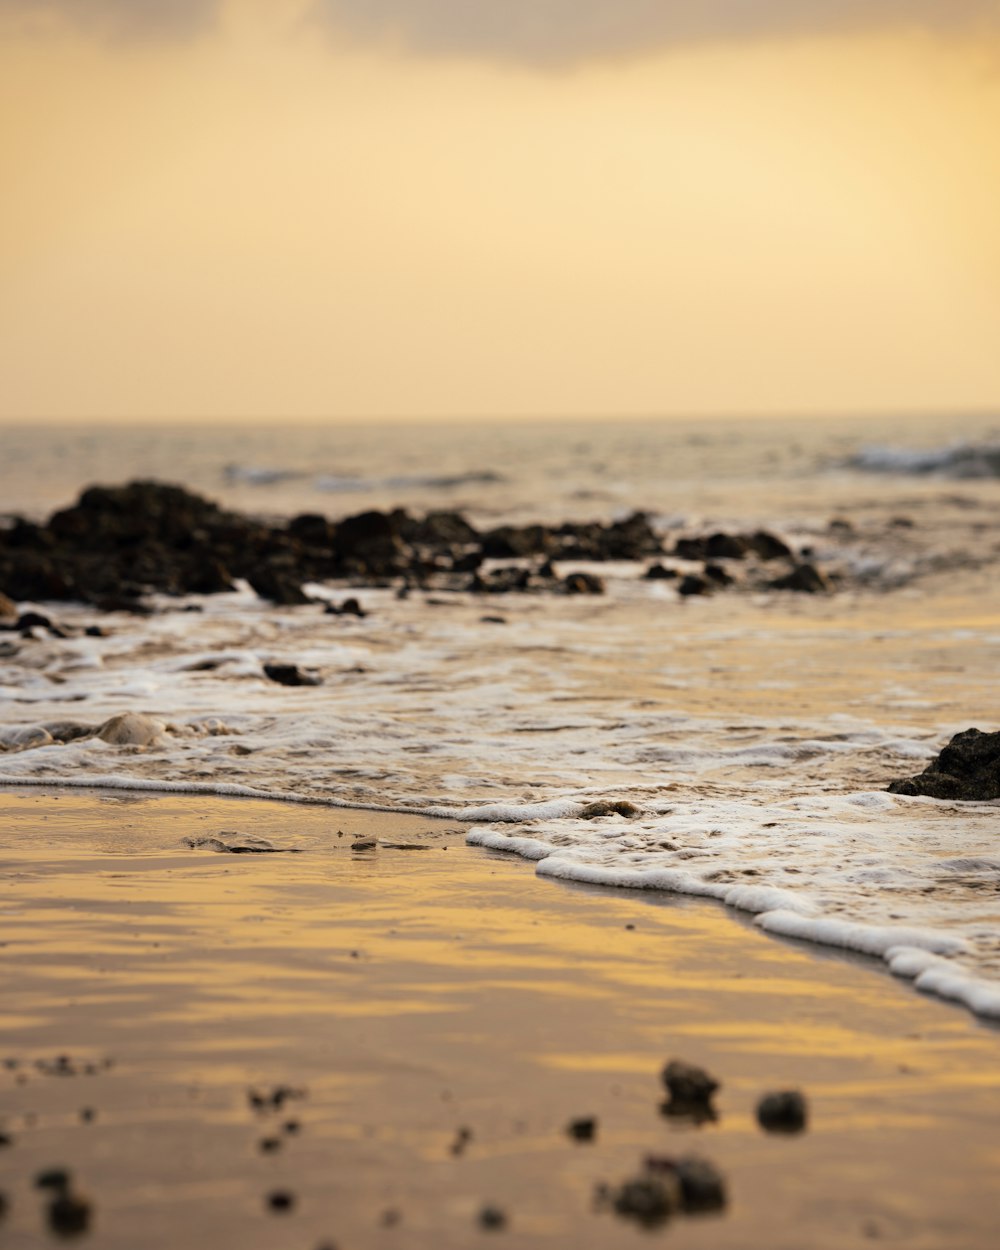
[258,1137,282,1153]
[79,1108,96,1124]
[661,1060,720,1119]
[757,1090,808,1134]
[450,1126,473,1156]
[611,1176,677,1228]
[566,1116,597,1143]
[48,1191,92,1238]
[478,1205,507,1231]
[266,1190,296,1213]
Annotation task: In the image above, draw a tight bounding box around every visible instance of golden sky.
[1,0,998,421]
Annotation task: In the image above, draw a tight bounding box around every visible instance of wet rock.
[645,562,677,580]
[746,530,793,560]
[705,532,749,560]
[97,713,164,746]
[887,728,1000,801]
[579,800,640,819]
[703,563,734,586]
[0,725,54,751]
[0,591,16,620]
[351,836,378,851]
[248,566,311,606]
[449,1125,472,1156]
[560,572,605,595]
[248,1085,306,1112]
[17,610,67,636]
[566,1116,597,1142]
[42,721,98,744]
[35,1169,72,1191]
[768,562,828,593]
[678,573,712,596]
[182,834,301,854]
[661,1060,720,1118]
[610,1176,678,1228]
[478,1205,507,1231]
[263,663,323,687]
[756,1089,808,1133]
[266,1190,295,1213]
[259,1137,282,1153]
[646,1154,727,1213]
[325,597,367,618]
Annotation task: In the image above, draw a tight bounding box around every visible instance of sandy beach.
[2,787,999,1249]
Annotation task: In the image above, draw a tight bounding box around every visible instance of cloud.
[312,0,1000,62]
[0,0,218,39]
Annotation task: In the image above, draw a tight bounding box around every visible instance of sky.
[1,0,998,422]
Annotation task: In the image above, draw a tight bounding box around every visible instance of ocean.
[2,411,1000,1017]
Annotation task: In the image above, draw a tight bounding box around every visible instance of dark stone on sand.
[661,1060,720,1116]
[703,563,734,586]
[15,610,58,634]
[887,728,1000,801]
[478,1205,507,1230]
[263,663,323,687]
[566,1116,597,1142]
[35,1169,72,1191]
[678,574,712,597]
[481,614,507,624]
[450,1126,472,1156]
[259,1137,282,1153]
[747,530,793,560]
[79,1108,95,1124]
[266,1190,295,1213]
[48,1191,92,1238]
[0,1191,8,1221]
[579,800,640,819]
[560,571,605,595]
[325,596,367,617]
[645,1155,727,1213]
[611,1176,676,1227]
[768,562,828,593]
[0,1132,12,1147]
[756,1089,808,1133]
[644,562,677,580]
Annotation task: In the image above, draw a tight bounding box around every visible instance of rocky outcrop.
[888,728,1000,801]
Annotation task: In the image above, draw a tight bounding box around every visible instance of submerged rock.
[887,728,1000,801]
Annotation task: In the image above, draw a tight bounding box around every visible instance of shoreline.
[2,788,999,1248]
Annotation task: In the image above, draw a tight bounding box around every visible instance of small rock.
[768,562,828,593]
[325,597,367,618]
[79,1108,95,1124]
[449,1126,472,1156]
[351,836,378,851]
[266,1190,295,1213]
[35,1169,72,1192]
[478,1205,507,1230]
[579,800,640,819]
[644,563,677,580]
[561,572,605,595]
[97,712,164,746]
[887,728,1000,802]
[259,1137,282,1153]
[611,1176,677,1227]
[661,1060,720,1117]
[47,1191,92,1238]
[756,1089,808,1133]
[566,1116,597,1143]
[674,1155,727,1212]
[678,574,712,597]
[0,1190,8,1221]
[263,663,323,687]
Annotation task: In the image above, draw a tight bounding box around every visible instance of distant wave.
[224,465,504,493]
[846,441,1000,479]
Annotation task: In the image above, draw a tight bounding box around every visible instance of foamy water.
[2,416,1000,1018]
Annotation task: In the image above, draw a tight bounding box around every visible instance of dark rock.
[756,1089,808,1133]
[566,1116,597,1142]
[645,1155,727,1212]
[705,532,749,559]
[0,1190,7,1221]
[645,563,677,580]
[248,567,311,606]
[768,562,828,593]
[16,611,56,633]
[678,574,712,597]
[746,530,793,560]
[266,1190,295,1213]
[404,510,478,547]
[480,615,507,624]
[478,1205,507,1231]
[580,800,640,819]
[887,728,1000,801]
[79,1108,95,1124]
[259,1136,282,1153]
[673,536,709,560]
[287,513,334,546]
[703,563,733,586]
[611,1176,676,1227]
[35,1169,72,1191]
[48,1191,92,1237]
[560,572,605,595]
[449,1126,472,1156]
[325,597,367,618]
[661,1060,719,1118]
[263,663,323,687]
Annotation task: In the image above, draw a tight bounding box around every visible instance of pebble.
[757,1089,808,1133]
[266,1190,296,1213]
[478,1205,507,1230]
[661,1059,720,1116]
[566,1116,597,1143]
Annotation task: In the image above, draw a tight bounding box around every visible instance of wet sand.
[1,789,999,1249]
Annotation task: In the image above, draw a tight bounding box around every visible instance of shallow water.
[1,790,999,1250]
[1,414,1000,1017]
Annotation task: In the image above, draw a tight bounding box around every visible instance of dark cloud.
[312,0,1000,62]
[0,0,218,39]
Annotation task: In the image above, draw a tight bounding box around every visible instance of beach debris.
[182,834,302,854]
[660,1060,720,1119]
[756,1090,808,1134]
[566,1116,597,1143]
[478,1205,508,1231]
[560,571,605,595]
[266,1189,296,1213]
[263,662,323,686]
[35,1169,92,1238]
[449,1126,473,1156]
[887,727,1000,802]
[96,712,164,746]
[579,800,640,819]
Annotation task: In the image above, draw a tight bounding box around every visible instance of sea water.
[1,412,999,1018]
